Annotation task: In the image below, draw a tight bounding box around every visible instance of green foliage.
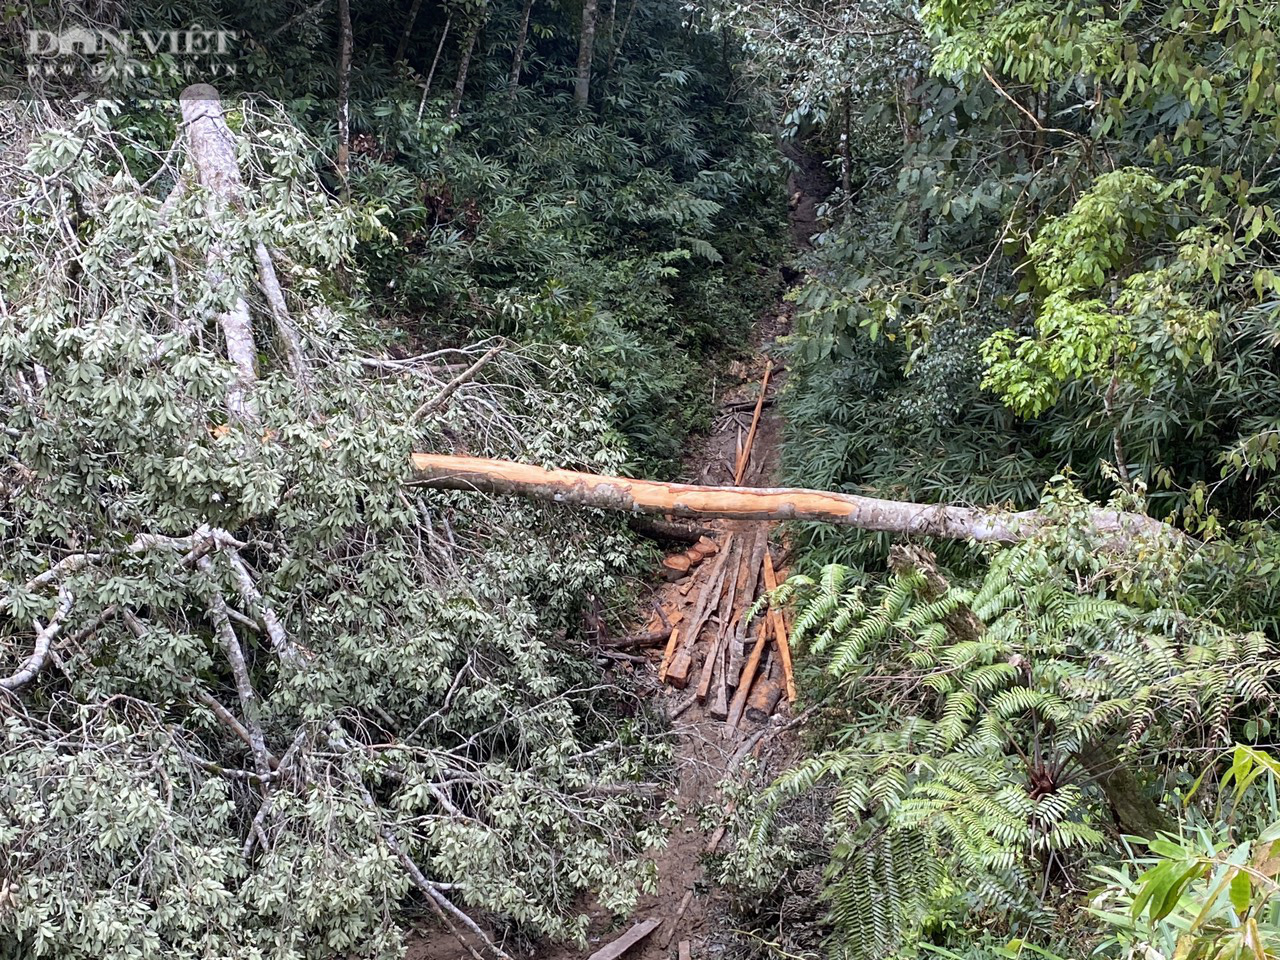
[725,515,1280,960]
[1091,747,1280,960]
[0,0,785,941]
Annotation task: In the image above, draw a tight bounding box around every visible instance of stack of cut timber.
[651,361,795,723]
[661,536,720,580]
[656,524,795,726]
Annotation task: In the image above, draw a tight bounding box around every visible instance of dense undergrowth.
[0,1,781,956]
[699,2,1280,960]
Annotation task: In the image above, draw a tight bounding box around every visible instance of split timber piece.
[657,628,680,683]
[659,891,695,950]
[695,535,743,704]
[725,526,768,693]
[408,455,1179,546]
[733,360,773,486]
[669,536,734,689]
[725,615,769,730]
[762,548,797,702]
[585,918,662,960]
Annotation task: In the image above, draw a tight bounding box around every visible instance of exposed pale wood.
[666,649,693,689]
[179,85,258,421]
[409,454,1176,545]
[660,892,695,949]
[733,361,773,485]
[674,537,733,673]
[725,616,768,729]
[762,549,796,702]
[726,526,767,690]
[696,534,742,701]
[657,628,680,682]
[662,553,692,575]
[586,918,661,960]
[678,942,692,960]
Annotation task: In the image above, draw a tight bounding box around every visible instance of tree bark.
[840,91,853,218]
[395,0,425,63]
[179,85,259,422]
[451,18,481,119]
[507,0,535,99]
[574,0,600,108]
[409,454,1179,546]
[336,0,353,198]
[418,15,452,120]
[604,0,635,78]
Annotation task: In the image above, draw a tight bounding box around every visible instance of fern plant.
[728,535,1280,960]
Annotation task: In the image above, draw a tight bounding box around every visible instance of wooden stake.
[725,616,768,729]
[586,918,662,960]
[660,891,694,949]
[762,549,796,702]
[732,360,773,486]
[657,628,680,682]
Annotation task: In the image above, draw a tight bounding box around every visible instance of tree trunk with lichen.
[409,454,1181,546]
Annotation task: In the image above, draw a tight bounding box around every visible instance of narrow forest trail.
[410,151,830,960]
[536,150,834,960]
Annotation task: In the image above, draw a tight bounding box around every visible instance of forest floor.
[410,148,832,960]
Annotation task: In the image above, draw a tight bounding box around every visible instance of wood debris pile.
[648,522,795,727]
[624,360,796,729]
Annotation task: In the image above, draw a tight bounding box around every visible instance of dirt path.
[410,148,827,960]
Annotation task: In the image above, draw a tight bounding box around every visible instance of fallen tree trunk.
[408,454,1177,545]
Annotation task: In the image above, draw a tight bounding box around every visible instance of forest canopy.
[3,1,1280,960]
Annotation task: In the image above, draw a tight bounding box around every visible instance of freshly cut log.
[585,918,661,960]
[662,554,692,578]
[726,617,768,729]
[762,550,796,702]
[733,361,772,485]
[658,628,680,682]
[661,537,719,579]
[409,455,1176,545]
